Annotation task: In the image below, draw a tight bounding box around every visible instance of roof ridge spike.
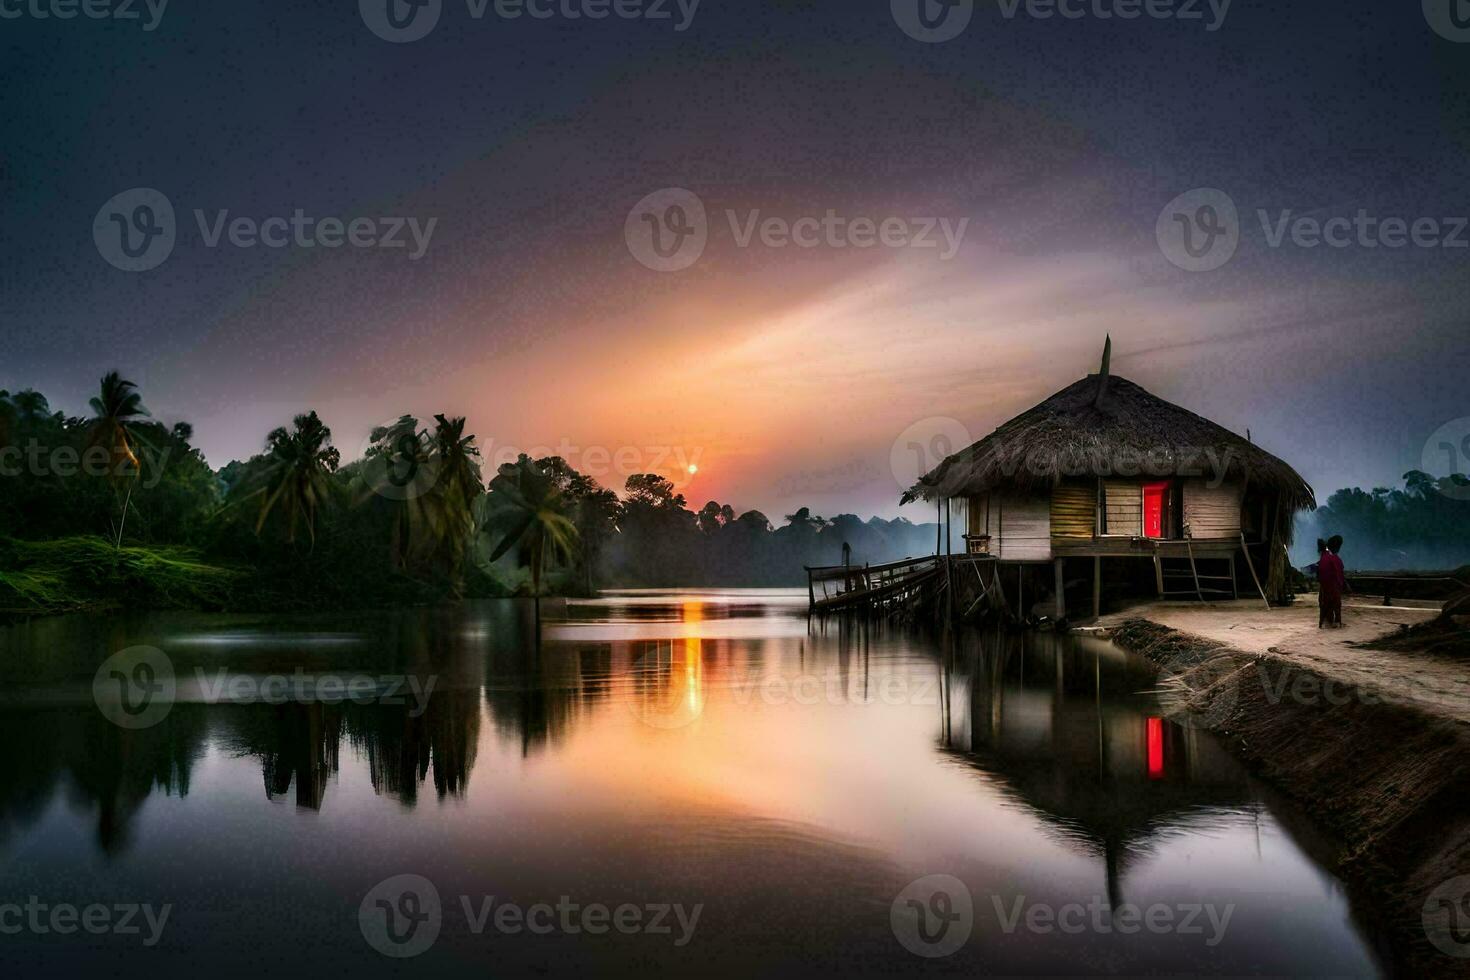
[1094,334,1112,408]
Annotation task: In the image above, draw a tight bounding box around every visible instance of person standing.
[1316,538,1331,628]
[1318,535,1347,628]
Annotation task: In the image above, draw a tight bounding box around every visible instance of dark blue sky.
[3,0,1467,517]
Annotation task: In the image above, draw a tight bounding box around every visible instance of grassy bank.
[0,536,243,621]
[0,535,538,624]
[1110,618,1470,976]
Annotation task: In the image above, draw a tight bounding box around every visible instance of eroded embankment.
[1110,618,1470,976]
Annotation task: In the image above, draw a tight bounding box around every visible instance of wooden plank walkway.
[806,555,942,614]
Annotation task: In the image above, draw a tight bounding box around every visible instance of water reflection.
[0,593,1381,975]
[939,628,1256,908]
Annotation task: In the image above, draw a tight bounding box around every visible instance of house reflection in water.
[937,628,1256,906]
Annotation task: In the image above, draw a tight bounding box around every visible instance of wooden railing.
[805,555,940,611]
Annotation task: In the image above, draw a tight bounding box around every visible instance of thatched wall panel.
[1050,483,1096,540]
[1103,480,1143,536]
[1183,479,1243,539]
[995,492,1051,561]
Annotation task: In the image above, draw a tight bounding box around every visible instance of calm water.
[0,590,1381,976]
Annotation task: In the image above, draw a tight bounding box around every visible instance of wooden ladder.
[1156,551,1237,601]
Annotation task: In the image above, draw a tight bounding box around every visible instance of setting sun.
[688,464,699,474]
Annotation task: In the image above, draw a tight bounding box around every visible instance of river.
[0,590,1380,976]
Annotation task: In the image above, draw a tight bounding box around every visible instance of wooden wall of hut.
[967,493,989,538]
[993,491,1052,561]
[1102,480,1142,536]
[1050,482,1096,541]
[1182,479,1244,539]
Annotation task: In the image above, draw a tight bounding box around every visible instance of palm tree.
[87,371,150,547]
[424,414,483,586]
[253,411,341,547]
[481,456,578,605]
[360,415,432,570]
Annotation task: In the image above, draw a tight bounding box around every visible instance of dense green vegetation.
[1,373,938,619]
[1299,471,1470,570]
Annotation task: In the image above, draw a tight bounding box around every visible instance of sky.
[2,0,1468,521]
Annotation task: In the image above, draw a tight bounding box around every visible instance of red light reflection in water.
[1147,716,1164,779]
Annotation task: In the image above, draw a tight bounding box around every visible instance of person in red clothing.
[1317,535,1347,628]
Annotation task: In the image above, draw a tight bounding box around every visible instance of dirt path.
[1097,598,1470,724]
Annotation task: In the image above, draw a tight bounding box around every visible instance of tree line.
[0,373,938,609]
[1302,471,1470,571]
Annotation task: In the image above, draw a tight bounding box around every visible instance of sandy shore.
[1098,597,1470,723]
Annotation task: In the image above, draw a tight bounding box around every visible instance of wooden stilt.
[1239,531,1271,610]
[1154,554,1165,596]
[1054,558,1066,620]
[1185,538,1205,602]
[1093,555,1102,619]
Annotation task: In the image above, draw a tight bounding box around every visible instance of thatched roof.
[901,374,1315,509]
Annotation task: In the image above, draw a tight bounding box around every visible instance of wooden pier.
[805,555,944,614]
